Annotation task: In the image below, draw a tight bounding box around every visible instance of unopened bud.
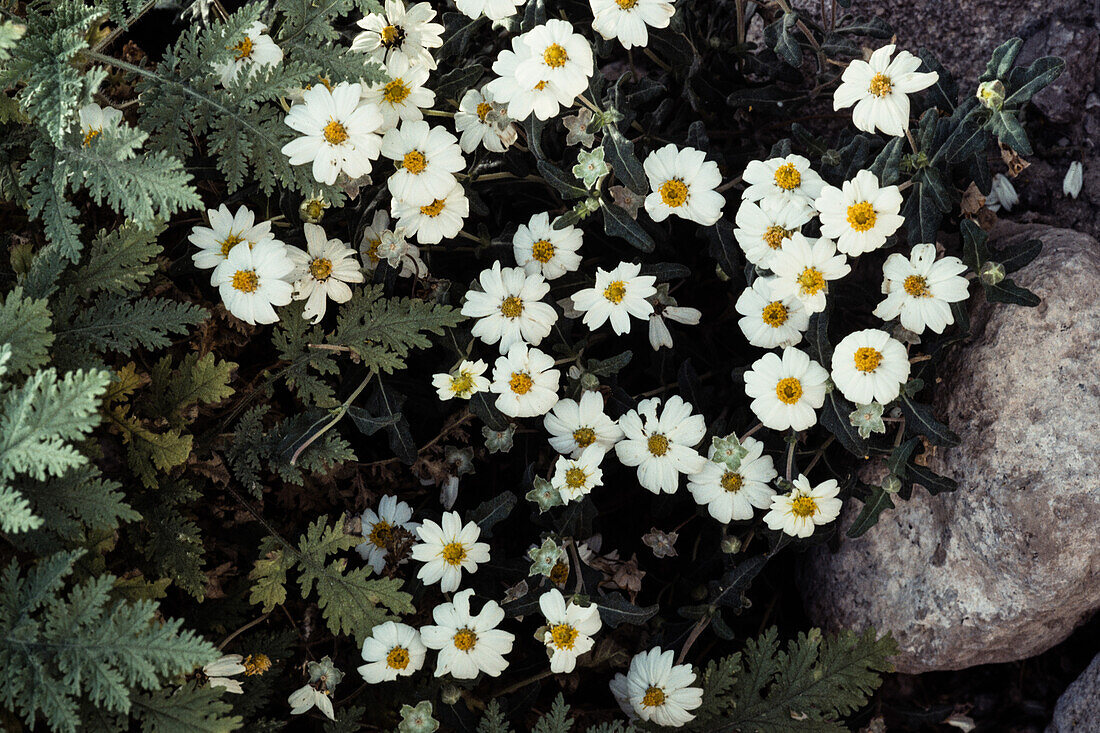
[440,684,461,705]
[579,372,600,391]
[980,261,1006,285]
[976,80,1005,110]
[881,475,902,494]
[721,537,742,554]
[583,196,601,214]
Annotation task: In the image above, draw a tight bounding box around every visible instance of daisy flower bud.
[976,79,1005,110]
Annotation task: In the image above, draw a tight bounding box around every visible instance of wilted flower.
[574,147,610,188]
[563,108,596,147]
[642,528,678,558]
[203,654,246,694]
[986,173,1018,212]
[1064,161,1084,199]
[482,423,516,453]
[849,402,887,438]
[528,537,564,577]
[526,476,565,513]
[398,700,440,733]
[610,184,643,218]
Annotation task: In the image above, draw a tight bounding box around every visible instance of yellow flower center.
[383,78,411,104]
[773,163,802,191]
[402,149,427,174]
[386,646,410,670]
[219,233,245,257]
[450,371,474,396]
[647,434,670,457]
[869,73,893,97]
[573,426,597,448]
[659,179,688,207]
[82,128,101,147]
[543,43,569,68]
[243,653,270,676]
[476,102,493,121]
[761,301,789,327]
[603,280,627,304]
[452,628,478,651]
[365,238,381,264]
[420,199,446,217]
[642,686,666,708]
[763,225,793,250]
[797,267,826,295]
[500,296,524,318]
[323,119,349,145]
[309,257,333,281]
[616,0,638,7]
[903,274,930,297]
[232,270,259,293]
[775,377,803,405]
[549,561,569,585]
[564,467,588,489]
[721,471,744,493]
[531,240,555,263]
[549,623,579,650]
[534,80,550,91]
[232,36,253,60]
[368,520,393,548]
[846,201,877,232]
[510,371,534,395]
[853,346,883,373]
[380,24,404,48]
[790,494,818,517]
[441,541,467,566]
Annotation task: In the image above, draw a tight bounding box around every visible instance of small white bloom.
[360,210,426,277]
[362,55,435,131]
[286,224,364,323]
[190,204,278,280]
[420,589,515,679]
[816,169,905,257]
[543,390,624,458]
[741,155,825,213]
[351,0,445,71]
[490,344,561,418]
[461,261,558,354]
[830,328,910,405]
[411,511,491,593]
[455,0,526,21]
[687,437,777,523]
[1064,161,1084,199]
[392,181,469,244]
[874,243,969,334]
[358,621,427,683]
[513,20,594,110]
[733,198,814,270]
[455,87,518,153]
[550,445,606,503]
[356,495,420,573]
[764,475,843,538]
[513,212,583,280]
[769,233,851,314]
[611,647,703,728]
[615,395,707,495]
[288,685,334,720]
[539,589,602,673]
[281,82,384,185]
[647,289,702,351]
[78,102,123,146]
[204,654,246,694]
[986,172,1019,212]
[381,120,466,207]
[215,22,283,87]
[833,44,938,137]
[743,346,829,432]
[643,144,725,226]
[590,0,676,49]
[571,262,658,335]
[736,277,810,349]
[213,239,294,325]
[433,359,491,400]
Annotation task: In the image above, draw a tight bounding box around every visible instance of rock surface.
[1049,653,1100,732]
[800,222,1100,674]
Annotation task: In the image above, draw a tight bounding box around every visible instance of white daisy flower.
[571,262,658,335]
[643,144,725,226]
[539,589,602,673]
[432,360,491,401]
[455,0,526,21]
[490,344,561,418]
[743,346,829,432]
[357,621,427,683]
[411,511,491,593]
[543,390,624,458]
[647,288,702,351]
[360,209,391,270]
[78,102,123,147]
[461,261,558,354]
[615,395,707,495]
[513,20,594,110]
[486,36,568,121]
[733,198,814,270]
[215,21,283,87]
[213,239,294,325]
[286,224,365,323]
[381,120,466,207]
[769,233,851,314]
[590,0,676,49]
[455,87,518,153]
[420,589,514,679]
[741,154,825,212]
[513,212,583,280]
[816,169,905,257]
[611,647,703,728]
[550,445,606,503]
[830,328,910,405]
[873,242,970,334]
[391,181,469,244]
[735,277,810,349]
[833,44,938,137]
[687,437,777,524]
[356,495,420,574]
[204,654,246,694]
[189,204,277,281]
[361,55,435,131]
[351,0,444,71]
[281,82,384,186]
[764,475,843,538]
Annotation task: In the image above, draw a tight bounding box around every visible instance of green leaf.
[987,109,1031,155]
[886,437,920,478]
[906,463,958,496]
[819,393,869,458]
[602,127,647,194]
[466,491,518,539]
[980,38,1023,82]
[0,286,54,375]
[592,591,658,628]
[1004,56,1065,107]
[131,682,243,733]
[771,13,803,67]
[602,202,655,252]
[899,394,959,446]
[846,486,895,538]
[537,159,590,200]
[996,237,1043,273]
[868,137,904,186]
[982,276,1041,307]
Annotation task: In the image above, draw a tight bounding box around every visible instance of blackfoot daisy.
[743,346,829,432]
[190,204,278,281]
[391,181,469,244]
[351,0,444,70]
[609,647,703,727]
[733,197,813,270]
[411,512,491,593]
[815,169,905,257]
[741,154,825,213]
[615,395,707,494]
[213,239,294,326]
[768,233,851,314]
[571,261,657,335]
[687,436,777,523]
[830,328,910,405]
[543,390,624,458]
[455,87,518,153]
[833,44,938,137]
[215,21,282,87]
[550,445,606,503]
[539,589,602,673]
[357,621,426,683]
[764,475,843,538]
[420,589,514,679]
[874,243,970,334]
[490,344,561,417]
[381,120,466,207]
[590,0,677,49]
[362,55,434,131]
[287,224,365,323]
[461,261,558,354]
[281,82,384,185]
[643,144,725,226]
[432,359,491,401]
[513,212,583,281]
[356,495,420,574]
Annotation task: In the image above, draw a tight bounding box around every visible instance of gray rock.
[1018,19,1099,124]
[800,222,1100,674]
[1049,654,1100,732]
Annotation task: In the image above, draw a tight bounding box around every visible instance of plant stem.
[290,371,373,465]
